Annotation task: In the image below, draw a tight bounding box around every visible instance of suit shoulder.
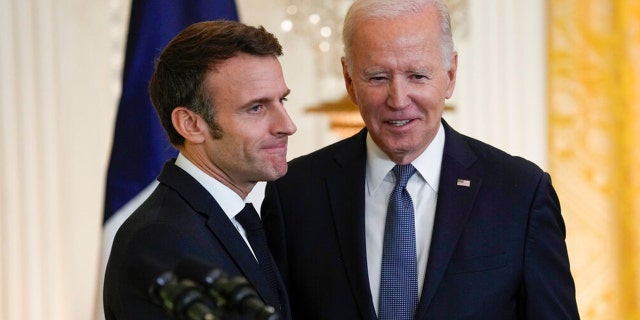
[453,131,545,178]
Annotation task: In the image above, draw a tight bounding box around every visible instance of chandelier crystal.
[280,0,468,60]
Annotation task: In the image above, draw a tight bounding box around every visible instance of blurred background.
[0,0,638,319]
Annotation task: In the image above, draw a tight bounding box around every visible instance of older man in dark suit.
[261,0,580,319]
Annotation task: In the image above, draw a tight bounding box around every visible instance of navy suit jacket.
[262,121,579,319]
[104,160,290,320]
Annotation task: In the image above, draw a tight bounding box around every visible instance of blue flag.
[97,1,238,318]
[104,0,239,225]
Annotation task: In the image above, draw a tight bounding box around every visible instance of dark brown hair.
[149,20,283,146]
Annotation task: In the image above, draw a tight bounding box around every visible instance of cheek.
[354,86,386,108]
[414,86,446,107]
[356,100,380,124]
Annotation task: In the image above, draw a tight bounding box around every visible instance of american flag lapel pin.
[457,179,471,187]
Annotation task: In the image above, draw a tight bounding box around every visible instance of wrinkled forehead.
[353,13,442,54]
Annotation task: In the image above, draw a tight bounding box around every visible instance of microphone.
[175,257,281,320]
[129,257,221,320]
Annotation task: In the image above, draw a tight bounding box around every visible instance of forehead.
[205,53,286,104]
[210,53,283,82]
[351,8,442,68]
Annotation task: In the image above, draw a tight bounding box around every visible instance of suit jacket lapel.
[415,122,482,318]
[204,209,280,308]
[158,161,280,309]
[326,129,378,319]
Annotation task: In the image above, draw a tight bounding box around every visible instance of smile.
[387,120,411,126]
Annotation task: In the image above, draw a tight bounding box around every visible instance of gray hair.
[342,0,454,71]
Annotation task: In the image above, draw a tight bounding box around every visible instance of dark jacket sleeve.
[523,172,580,319]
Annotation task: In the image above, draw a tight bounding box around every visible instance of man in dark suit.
[104,21,297,319]
[261,0,580,319]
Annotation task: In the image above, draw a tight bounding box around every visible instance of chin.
[265,165,288,181]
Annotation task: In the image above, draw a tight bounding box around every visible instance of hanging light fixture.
[280,0,467,59]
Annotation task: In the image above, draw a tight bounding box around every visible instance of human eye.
[364,71,388,84]
[410,73,429,81]
[408,69,433,81]
[248,104,264,113]
[368,75,389,84]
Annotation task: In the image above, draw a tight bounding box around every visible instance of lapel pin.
[457,179,471,187]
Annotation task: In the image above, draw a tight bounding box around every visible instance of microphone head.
[174,257,228,287]
[174,258,252,305]
[128,256,218,318]
[128,256,177,307]
[174,257,281,319]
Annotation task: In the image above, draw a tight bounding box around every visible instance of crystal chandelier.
[280,0,352,77]
[280,0,468,64]
[280,0,351,54]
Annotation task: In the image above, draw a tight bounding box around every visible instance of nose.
[386,79,410,110]
[274,104,297,136]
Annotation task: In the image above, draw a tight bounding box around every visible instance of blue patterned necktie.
[379,164,418,320]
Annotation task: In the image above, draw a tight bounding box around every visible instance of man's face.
[343,6,457,164]
[204,53,296,186]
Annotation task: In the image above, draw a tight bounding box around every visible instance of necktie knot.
[236,203,262,231]
[392,164,416,188]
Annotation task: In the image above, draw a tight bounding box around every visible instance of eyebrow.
[364,69,387,76]
[246,88,291,105]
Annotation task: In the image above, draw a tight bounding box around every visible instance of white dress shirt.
[365,123,445,313]
[175,153,256,258]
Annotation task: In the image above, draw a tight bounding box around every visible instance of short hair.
[149,21,283,146]
[342,0,454,72]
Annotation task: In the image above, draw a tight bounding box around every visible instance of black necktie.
[379,164,418,320]
[236,203,280,307]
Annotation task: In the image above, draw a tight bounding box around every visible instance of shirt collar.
[174,153,246,219]
[366,122,445,195]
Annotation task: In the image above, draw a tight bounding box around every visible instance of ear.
[341,57,358,105]
[445,52,458,99]
[171,107,207,144]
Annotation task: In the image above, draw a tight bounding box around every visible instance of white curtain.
[0,0,127,319]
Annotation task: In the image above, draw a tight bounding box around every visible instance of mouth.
[262,139,289,153]
[387,119,412,126]
[263,144,287,151]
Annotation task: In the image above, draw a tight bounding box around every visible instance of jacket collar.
[157,160,282,309]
